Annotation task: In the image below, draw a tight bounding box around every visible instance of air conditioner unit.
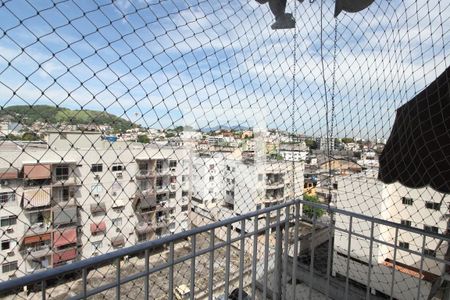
[116,172,123,178]
[92,252,99,256]
[1,180,8,186]
[112,192,117,196]
[94,175,100,180]
[7,251,14,257]
[170,167,176,172]
[6,227,13,233]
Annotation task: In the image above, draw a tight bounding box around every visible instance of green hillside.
[0,105,137,132]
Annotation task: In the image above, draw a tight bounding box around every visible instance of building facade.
[333,171,447,300]
[0,132,190,281]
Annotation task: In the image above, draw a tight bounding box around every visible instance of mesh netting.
[0,0,449,299]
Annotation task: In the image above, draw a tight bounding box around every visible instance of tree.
[302,194,325,220]
[341,137,354,144]
[137,134,150,144]
[21,132,39,141]
[305,139,317,150]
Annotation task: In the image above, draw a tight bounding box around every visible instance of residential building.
[0,132,190,281]
[315,137,335,151]
[333,170,447,300]
[279,143,309,162]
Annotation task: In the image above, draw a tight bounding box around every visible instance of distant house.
[318,159,362,175]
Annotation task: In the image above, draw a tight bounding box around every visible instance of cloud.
[0,0,448,137]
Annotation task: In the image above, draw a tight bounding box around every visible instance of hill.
[0,105,137,132]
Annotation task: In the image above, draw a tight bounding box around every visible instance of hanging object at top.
[255,0,302,30]
[334,0,374,17]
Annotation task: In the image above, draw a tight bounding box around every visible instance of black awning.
[378,66,450,193]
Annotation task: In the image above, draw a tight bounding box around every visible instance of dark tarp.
[334,0,374,17]
[378,66,450,193]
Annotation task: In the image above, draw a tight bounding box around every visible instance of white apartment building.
[333,170,447,300]
[190,153,227,208]
[188,152,304,232]
[315,137,335,151]
[279,143,308,162]
[0,132,190,281]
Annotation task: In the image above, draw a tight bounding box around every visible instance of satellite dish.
[334,0,374,17]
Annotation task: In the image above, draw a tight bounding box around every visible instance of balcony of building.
[22,163,79,188]
[52,247,78,267]
[21,187,52,210]
[265,173,285,189]
[135,160,156,179]
[21,244,52,261]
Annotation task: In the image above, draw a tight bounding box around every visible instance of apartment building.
[279,143,309,162]
[315,137,335,151]
[0,132,190,281]
[333,170,447,300]
[187,150,303,230]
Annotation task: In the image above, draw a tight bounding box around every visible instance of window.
[1,240,13,250]
[169,192,176,199]
[29,211,45,225]
[137,233,147,242]
[92,241,103,252]
[0,216,17,227]
[400,220,411,227]
[182,205,188,212]
[256,204,261,210]
[424,249,436,257]
[424,225,439,234]
[169,161,177,168]
[182,191,188,197]
[209,164,214,170]
[55,165,69,180]
[91,164,103,173]
[399,242,409,249]
[401,197,413,205]
[2,261,17,273]
[54,187,70,202]
[209,176,214,182]
[156,160,163,171]
[182,175,187,182]
[425,201,441,210]
[112,218,122,227]
[0,192,15,205]
[111,164,124,172]
[91,183,103,197]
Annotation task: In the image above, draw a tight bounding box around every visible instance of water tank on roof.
[103,135,117,143]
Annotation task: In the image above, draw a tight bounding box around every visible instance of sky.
[0,0,449,139]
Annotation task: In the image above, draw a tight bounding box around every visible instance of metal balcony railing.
[1,199,449,300]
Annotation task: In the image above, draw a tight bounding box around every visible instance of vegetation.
[0,105,136,132]
[2,132,41,141]
[341,137,354,143]
[305,139,317,150]
[137,134,150,144]
[302,194,325,220]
